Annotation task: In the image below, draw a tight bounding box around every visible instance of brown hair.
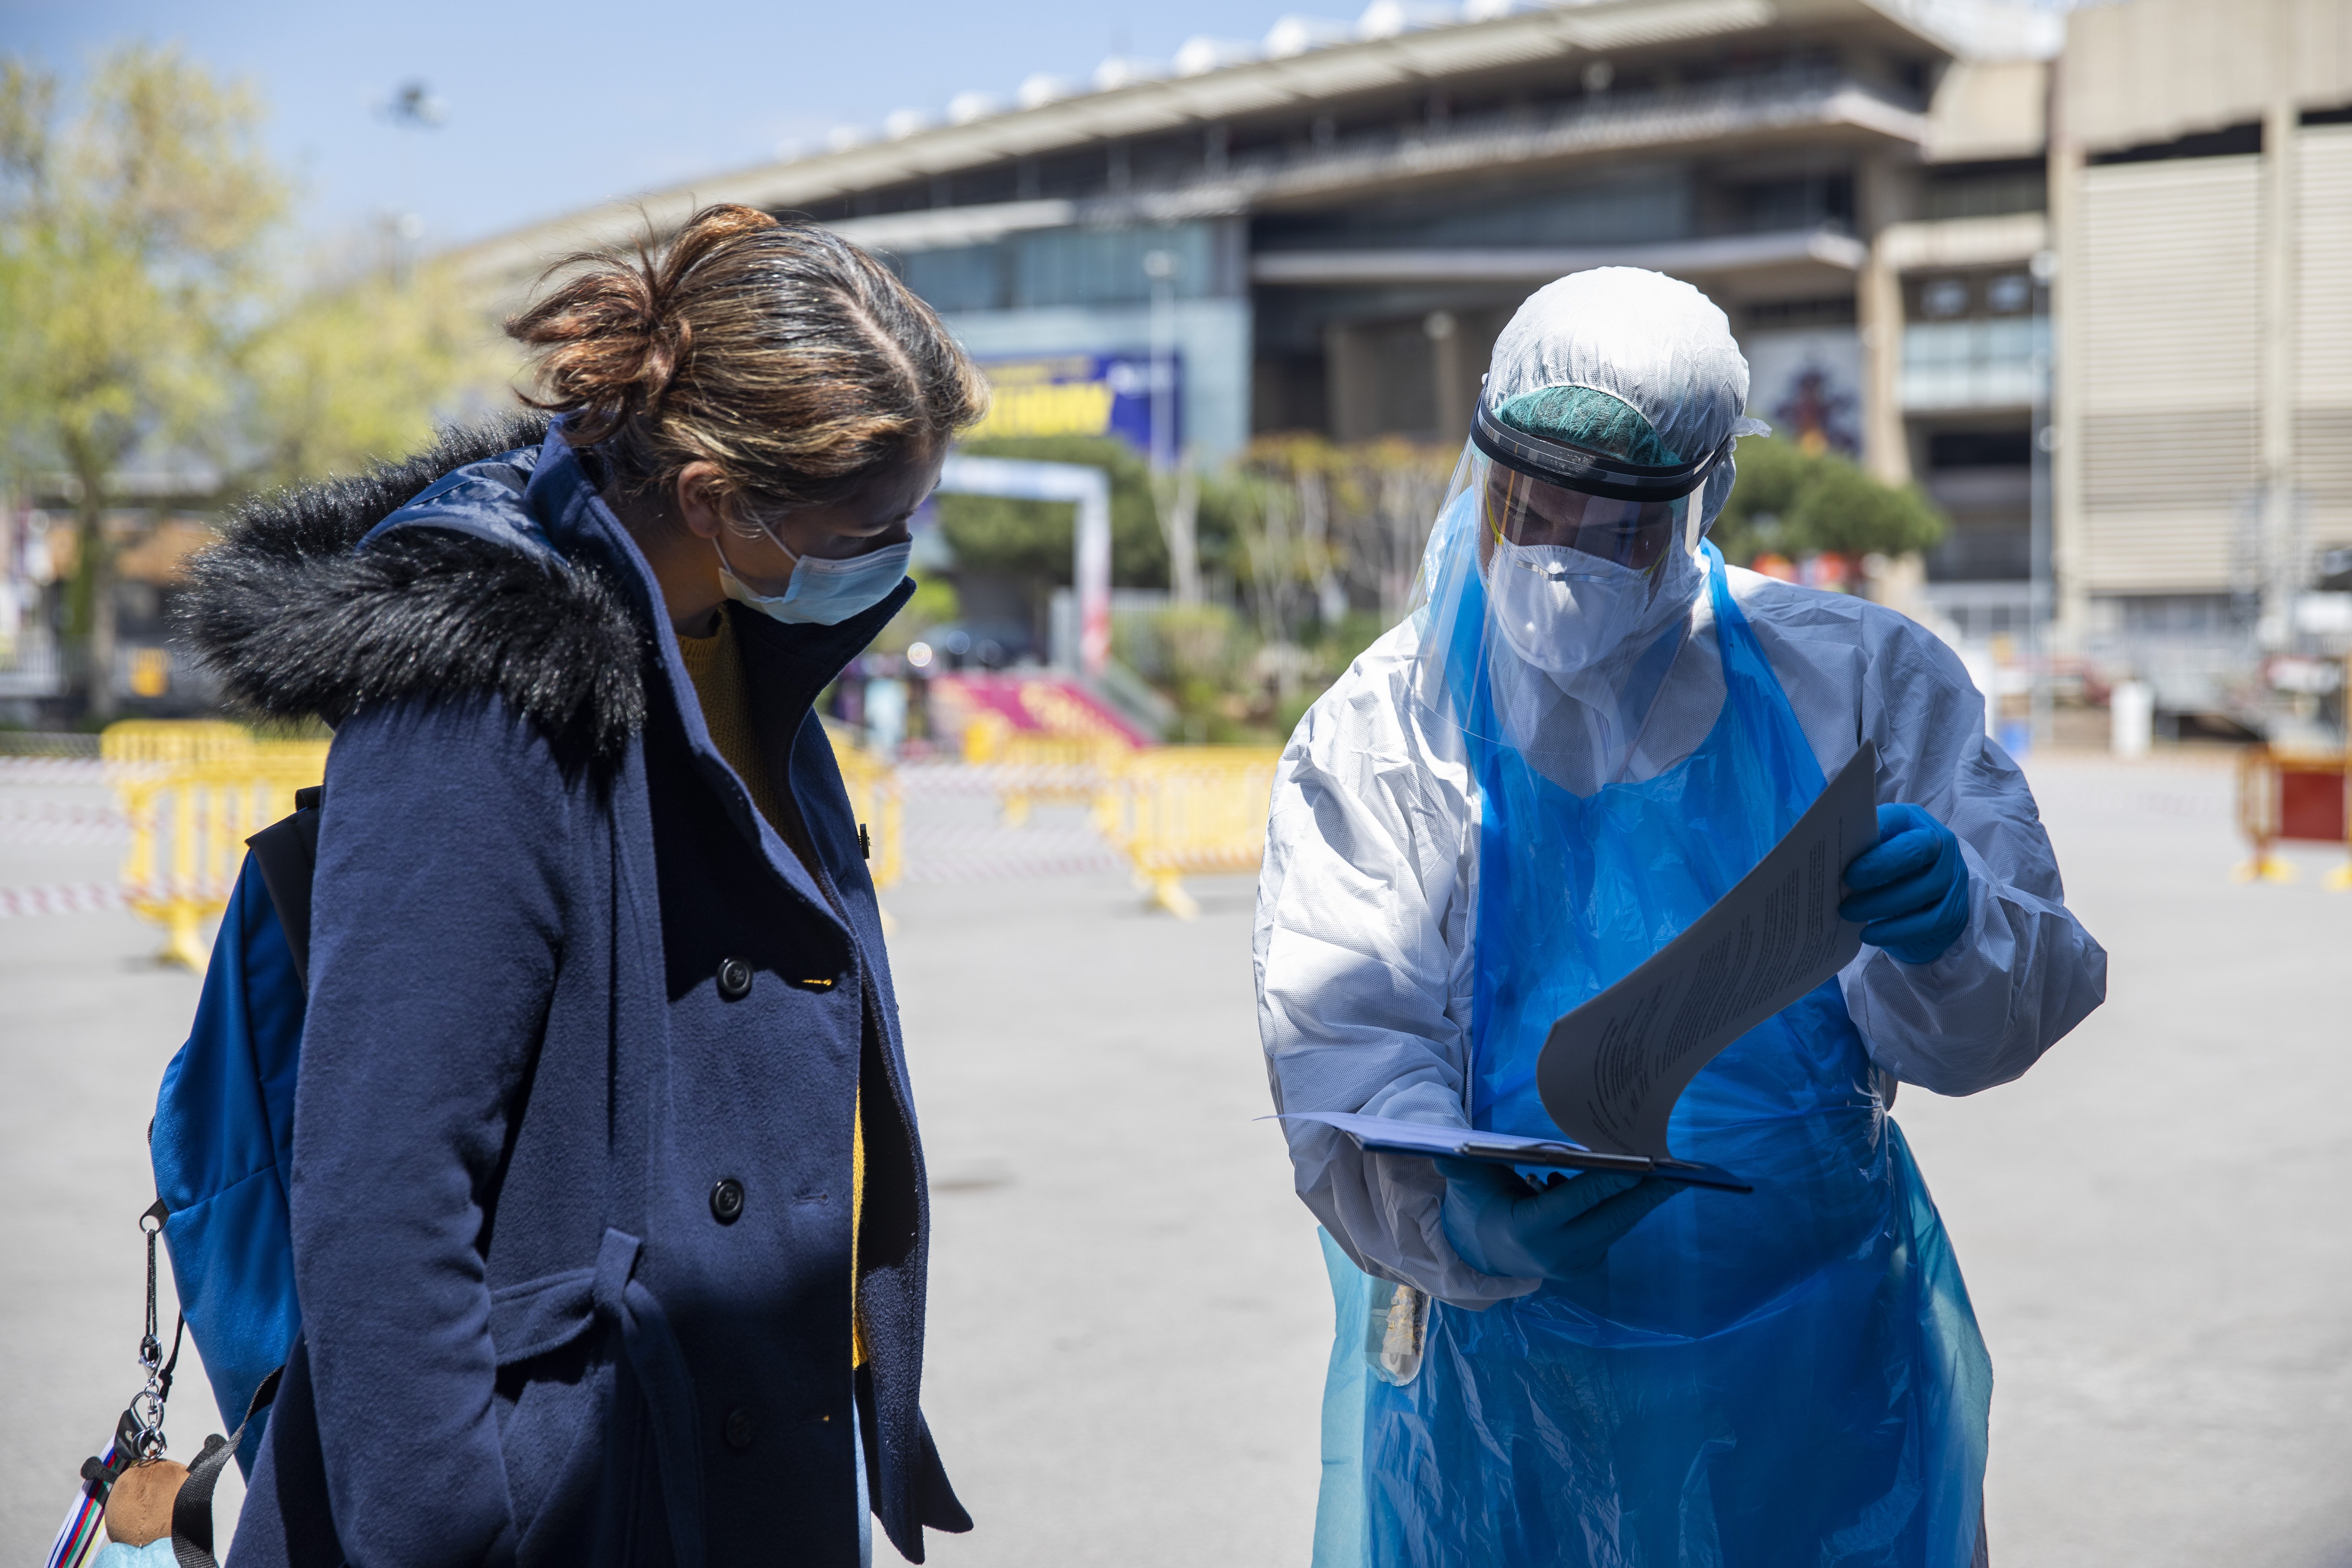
[507,203,987,517]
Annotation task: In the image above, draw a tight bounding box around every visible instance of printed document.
[1534,740,1880,1160]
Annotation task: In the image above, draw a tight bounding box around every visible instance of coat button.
[723,1406,755,1451]
[710,1178,745,1224]
[716,957,753,1000]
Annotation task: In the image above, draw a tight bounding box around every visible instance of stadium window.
[1746,296,1857,331]
[2088,122,2262,165]
[1927,430,2032,470]
[1721,171,1854,234]
[1010,224,1215,310]
[1921,278,1971,318]
[903,243,1009,314]
[1923,161,2046,222]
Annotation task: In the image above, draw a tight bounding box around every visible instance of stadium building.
[455,0,2352,731]
[461,0,2061,619]
[2049,0,2352,725]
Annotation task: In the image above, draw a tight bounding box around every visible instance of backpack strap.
[245,787,322,987]
[168,1365,282,1568]
[155,792,308,1561]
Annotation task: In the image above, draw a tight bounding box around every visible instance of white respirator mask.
[1485,537,1694,678]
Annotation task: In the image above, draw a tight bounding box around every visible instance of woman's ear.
[672,463,731,540]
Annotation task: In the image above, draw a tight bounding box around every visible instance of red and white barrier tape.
[0,883,126,917]
[0,801,131,845]
[0,758,110,785]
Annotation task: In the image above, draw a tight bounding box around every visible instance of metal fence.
[102,723,331,967]
[14,721,1285,956]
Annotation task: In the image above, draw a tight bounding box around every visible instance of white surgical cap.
[1484,267,1764,530]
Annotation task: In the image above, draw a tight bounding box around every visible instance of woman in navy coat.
[181,205,987,1566]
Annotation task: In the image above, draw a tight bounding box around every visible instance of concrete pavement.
[1894,758,2352,1568]
[2,754,2347,1565]
[0,771,231,1557]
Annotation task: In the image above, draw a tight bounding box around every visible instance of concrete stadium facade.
[460,0,2054,583]
[456,0,2352,725]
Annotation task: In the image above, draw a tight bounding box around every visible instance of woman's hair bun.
[506,204,984,513]
[511,205,782,445]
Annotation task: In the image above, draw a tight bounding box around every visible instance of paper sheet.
[1534,740,1881,1160]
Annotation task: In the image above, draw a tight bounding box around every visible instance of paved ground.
[2,752,2347,1565]
[1891,758,2352,1568]
[0,767,241,1556]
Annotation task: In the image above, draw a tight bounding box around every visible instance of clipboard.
[1271,1111,1753,1193]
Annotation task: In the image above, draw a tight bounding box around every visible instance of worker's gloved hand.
[1841,803,1972,966]
[1435,1159,1680,1282]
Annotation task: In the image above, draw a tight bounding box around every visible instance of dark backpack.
[148,787,321,1473]
[55,793,320,1568]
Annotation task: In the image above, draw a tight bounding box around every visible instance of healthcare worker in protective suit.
[1254,268,2106,1568]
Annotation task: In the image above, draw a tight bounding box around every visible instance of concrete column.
[1856,157,1911,485]
[1857,255,1908,484]
[1325,322,1376,443]
[2048,69,2091,654]
[1425,311,1470,445]
[2258,97,2301,648]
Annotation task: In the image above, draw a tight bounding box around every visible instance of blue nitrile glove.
[1435,1159,1680,1281]
[1841,803,1972,965]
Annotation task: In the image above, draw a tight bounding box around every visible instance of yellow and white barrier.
[827,730,905,892]
[104,723,330,969]
[100,720,1278,946]
[1095,745,1282,918]
[991,732,1133,827]
[104,721,924,963]
[964,726,1281,914]
[99,720,257,769]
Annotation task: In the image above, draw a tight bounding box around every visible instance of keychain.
[44,1201,191,1568]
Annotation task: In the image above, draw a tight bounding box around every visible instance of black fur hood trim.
[177,413,650,763]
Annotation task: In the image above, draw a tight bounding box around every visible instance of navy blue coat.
[183,418,968,1566]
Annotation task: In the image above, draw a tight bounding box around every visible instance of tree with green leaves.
[1,47,501,717]
[1707,437,1948,570]
[0,47,282,715]
[236,238,500,499]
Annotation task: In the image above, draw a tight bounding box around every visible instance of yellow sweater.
[677,607,868,1366]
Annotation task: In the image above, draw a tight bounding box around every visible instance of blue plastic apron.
[1317,546,1990,1568]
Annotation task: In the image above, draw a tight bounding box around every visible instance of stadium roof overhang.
[452,0,2023,294]
[1250,224,1868,284]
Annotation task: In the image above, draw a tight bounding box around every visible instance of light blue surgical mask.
[714,531,911,626]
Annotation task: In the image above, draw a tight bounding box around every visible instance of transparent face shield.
[1483,463,1688,570]
[1406,398,1735,787]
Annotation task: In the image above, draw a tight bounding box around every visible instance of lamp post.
[1144,248,1178,474]
[2029,246,2058,751]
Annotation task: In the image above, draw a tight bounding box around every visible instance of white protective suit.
[1254,270,2107,1308]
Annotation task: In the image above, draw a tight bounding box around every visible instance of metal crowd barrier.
[961,710,1126,825]
[103,723,331,968]
[104,721,909,967]
[97,719,1274,951]
[1094,745,1283,918]
[963,716,1282,915]
[826,729,904,892]
[98,720,257,768]
[990,732,1134,827]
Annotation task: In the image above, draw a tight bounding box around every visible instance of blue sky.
[1,0,1286,248]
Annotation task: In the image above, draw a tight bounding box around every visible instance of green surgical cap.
[1494,384,1681,467]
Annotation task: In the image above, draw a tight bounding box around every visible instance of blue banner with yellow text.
[969,355,1177,455]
